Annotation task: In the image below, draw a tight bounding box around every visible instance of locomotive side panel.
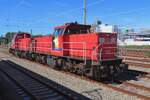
[62,33,118,61]
[17,38,31,51]
[64,33,99,60]
[31,36,52,54]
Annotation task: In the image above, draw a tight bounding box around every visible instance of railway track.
[121,49,150,68]
[119,56,150,68]
[111,70,150,100]
[59,66,150,100]
[125,60,150,68]
[122,82,150,92]
[108,82,150,100]
[121,48,150,58]
[0,59,89,100]
[144,75,150,79]
[1,51,150,100]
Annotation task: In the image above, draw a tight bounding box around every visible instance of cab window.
[105,37,116,43]
[99,37,105,43]
[64,29,89,35]
[16,34,24,39]
[64,29,80,34]
[53,28,64,36]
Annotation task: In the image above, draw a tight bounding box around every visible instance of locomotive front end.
[91,33,128,80]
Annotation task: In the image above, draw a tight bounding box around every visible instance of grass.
[146,51,150,57]
[121,45,150,49]
[121,45,150,57]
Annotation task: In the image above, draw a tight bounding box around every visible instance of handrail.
[92,44,120,65]
[12,41,120,66]
[62,42,87,65]
[92,43,102,65]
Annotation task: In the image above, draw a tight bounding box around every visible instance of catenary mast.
[84,0,87,25]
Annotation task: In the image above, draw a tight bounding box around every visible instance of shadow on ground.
[0,60,90,100]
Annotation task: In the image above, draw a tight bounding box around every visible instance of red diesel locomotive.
[9,23,128,80]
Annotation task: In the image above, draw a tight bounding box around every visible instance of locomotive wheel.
[41,55,47,64]
[26,52,31,59]
[92,65,105,81]
[17,51,20,57]
[35,54,39,62]
[92,66,99,80]
[31,53,36,61]
[21,52,25,58]
[119,63,128,72]
[61,60,67,71]
[13,50,15,55]
[75,68,80,74]
[68,60,73,72]
[9,49,11,53]
[24,52,28,59]
[62,60,71,72]
[18,52,21,57]
[51,59,56,69]
[15,50,18,56]
[72,61,79,73]
[56,59,63,70]
[20,52,24,58]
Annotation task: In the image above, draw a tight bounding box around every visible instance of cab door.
[51,28,64,56]
[52,28,64,50]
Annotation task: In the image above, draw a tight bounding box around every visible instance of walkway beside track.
[0,59,90,100]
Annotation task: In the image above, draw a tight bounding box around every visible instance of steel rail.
[123,82,150,92]
[0,59,89,100]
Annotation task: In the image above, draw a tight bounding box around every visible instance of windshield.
[53,28,64,36]
[64,29,89,34]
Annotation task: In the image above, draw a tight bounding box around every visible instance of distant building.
[91,24,119,33]
[118,33,150,46]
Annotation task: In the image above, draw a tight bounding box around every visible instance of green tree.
[5,32,16,44]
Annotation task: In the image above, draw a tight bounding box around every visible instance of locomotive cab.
[10,33,31,49]
[51,23,91,52]
[9,32,31,56]
[63,23,91,35]
[53,22,91,35]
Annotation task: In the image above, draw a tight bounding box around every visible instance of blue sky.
[0,0,150,35]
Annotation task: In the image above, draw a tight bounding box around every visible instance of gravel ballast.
[0,48,141,100]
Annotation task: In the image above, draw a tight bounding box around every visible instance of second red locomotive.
[9,22,128,80]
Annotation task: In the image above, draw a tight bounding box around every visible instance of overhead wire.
[3,0,104,29]
[2,0,150,31]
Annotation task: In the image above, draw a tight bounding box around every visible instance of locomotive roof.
[55,23,91,29]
